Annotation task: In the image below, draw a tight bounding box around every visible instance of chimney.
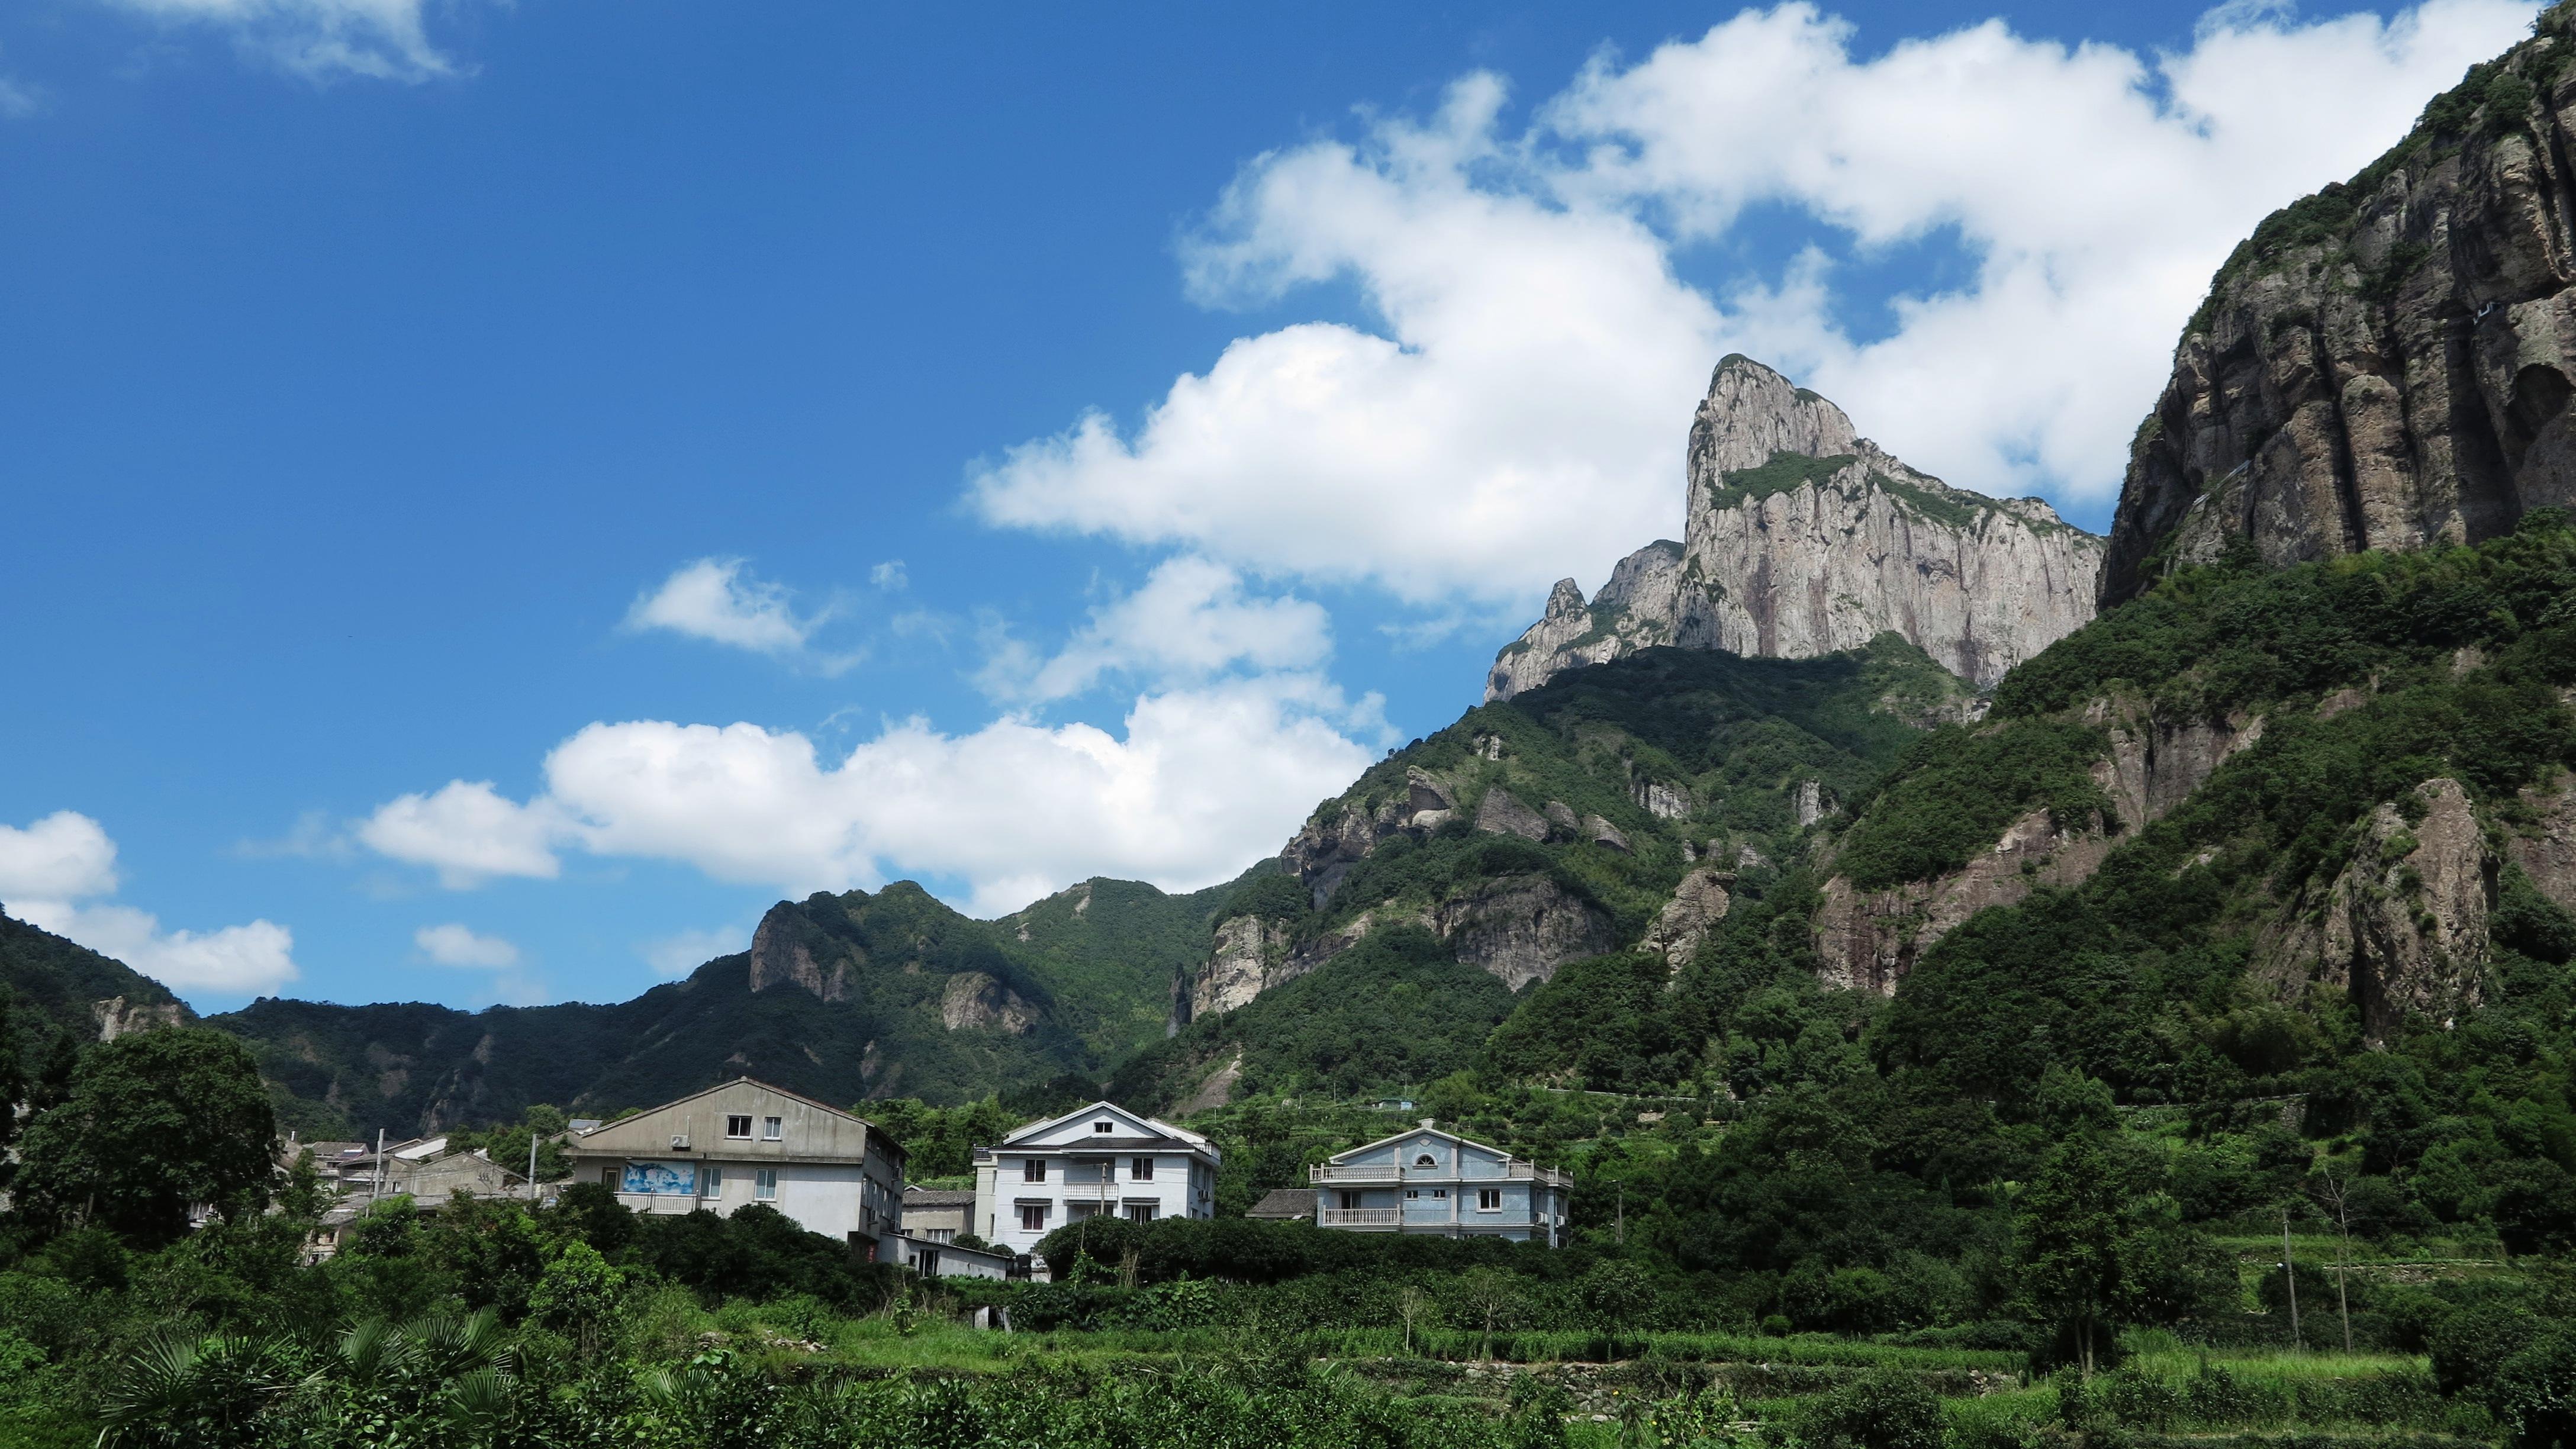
[1419,1118,1435,1129]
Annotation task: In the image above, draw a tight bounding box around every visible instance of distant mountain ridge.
[180,872,1247,1139]
[1487,356,2104,699]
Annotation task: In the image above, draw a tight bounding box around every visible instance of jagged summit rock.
[1486,356,2104,698]
[2101,34,2576,603]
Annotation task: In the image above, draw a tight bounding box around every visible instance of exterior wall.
[893,1235,1013,1280]
[563,1080,904,1252]
[1313,1125,1569,1245]
[901,1199,971,1242]
[969,1103,1221,1258]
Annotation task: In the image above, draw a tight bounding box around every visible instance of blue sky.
[0,0,2536,1012]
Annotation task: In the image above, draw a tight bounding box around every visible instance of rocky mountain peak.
[1488,358,2103,698]
[1690,355,1865,478]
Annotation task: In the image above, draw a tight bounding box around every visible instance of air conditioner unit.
[670,1135,690,1150]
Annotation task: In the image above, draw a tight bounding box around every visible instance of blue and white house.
[1309,1120,1570,1245]
[970,1101,1222,1259]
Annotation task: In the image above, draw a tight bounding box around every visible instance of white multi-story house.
[971,1101,1219,1257]
[1310,1120,1570,1245]
[560,1078,907,1259]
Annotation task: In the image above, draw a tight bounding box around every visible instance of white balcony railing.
[1318,1207,1404,1227]
[1310,1162,1571,1188]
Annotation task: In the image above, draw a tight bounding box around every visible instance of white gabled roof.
[1325,1121,1517,1165]
[1000,1100,1212,1150]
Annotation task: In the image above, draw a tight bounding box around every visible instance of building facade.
[971,1101,1219,1257]
[561,1079,906,1255]
[1309,1120,1569,1245]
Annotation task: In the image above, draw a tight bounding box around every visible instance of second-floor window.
[755,1169,779,1201]
[1477,1188,1501,1212]
[762,1116,783,1141]
[724,1115,752,1139]
[1131,1156,1154,1180]
[1019,1203,1048,1232]
[704,1165,724,1196]
[1022,1158,1046,1183]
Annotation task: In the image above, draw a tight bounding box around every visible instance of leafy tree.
[13,1028,277,1246]
[1796,1367,1944,1449]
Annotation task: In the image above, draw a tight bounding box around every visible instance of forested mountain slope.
[1117,636,1974,1110]
[0,910,191,1058]
[204,873,1242,1139]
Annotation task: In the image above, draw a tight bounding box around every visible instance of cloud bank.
[362,675,1378,916]
[973,0,2532,607]
[0,811,299,999]
[103,0,459,81]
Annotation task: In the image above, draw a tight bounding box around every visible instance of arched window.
[1415,1153,1437,1168]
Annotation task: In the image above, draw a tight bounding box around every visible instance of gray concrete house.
[561,1078,906,1258]
[1310,1120,1569,1245]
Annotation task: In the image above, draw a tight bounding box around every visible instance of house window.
[601,1167,618,1187]
[755,1169,779,1201]
[1093,1120,1113,1134]
[704,1165,724,1196]
[762,1116,783,1141]
[1477,1188,1501,1212]
[1125,1203,1157,1225]
[724,1115,752,1139]
[1405,1189,1419,1200]
[1019,1203,1048,1232]
[1339,1190,1362,1210]
[1415,1153,1437,1167]
[1022,1158,1046,1183]
[1432,1189,1447,1199]
[1131,1157,1154,1180]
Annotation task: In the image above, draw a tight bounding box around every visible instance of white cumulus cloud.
[362,676,1379,916]
[0,810,121,901]
[1,811,299,999]
[414,922,520,969]
[625,558,860,673]
[973,0,2532,609]
[102,0,459,81]
[358,780,565,887]
[983,556,1334,702]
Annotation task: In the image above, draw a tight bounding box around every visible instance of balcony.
[1317,1207,1403,1228]
[1310,1162,1571,1189]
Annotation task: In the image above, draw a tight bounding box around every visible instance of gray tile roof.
[1247,1187,1316,1219]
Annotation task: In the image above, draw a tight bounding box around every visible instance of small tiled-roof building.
[1246,1187,1316,1222]
[900,1187,977,1242]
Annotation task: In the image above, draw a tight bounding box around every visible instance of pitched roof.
[1000,1099,1210,1149]
[1324,1121,1528,1167]
[1247,1187,1317,1219]
[568,1077,897,1150]
[903,1187,976,1207]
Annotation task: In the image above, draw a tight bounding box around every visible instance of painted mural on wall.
[622,1161,698,1196]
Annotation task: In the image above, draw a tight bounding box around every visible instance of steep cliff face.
[2102,31,2576,603]
[1489,357,2104,698]
[2265,778,2494,1040]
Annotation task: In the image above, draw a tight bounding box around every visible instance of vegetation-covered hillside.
[1121,636,1972,1109]
[207,874,1244,1141]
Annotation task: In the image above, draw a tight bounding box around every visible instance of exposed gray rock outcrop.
[2101,36,2576,602]
[1489,357,2103,698]
[1436,877,1617,991]
[2268,778,2492,1039]
[1476,787,1551,842]
[939,971,1039,1034]
[1641,867,1734,971]
[1812,808,2117,994]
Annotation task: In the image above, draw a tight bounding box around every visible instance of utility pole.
[529,1131,539,1204]
[372,1128,386,1202]
[2281,1208,2303,1351]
